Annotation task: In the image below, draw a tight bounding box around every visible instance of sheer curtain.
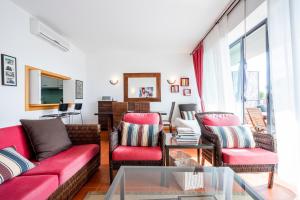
[202,17,235,112]
[268,0,300,193]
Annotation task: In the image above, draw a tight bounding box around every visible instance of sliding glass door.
[229,20,274,133]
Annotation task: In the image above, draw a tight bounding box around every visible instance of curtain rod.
[190,0,241,55]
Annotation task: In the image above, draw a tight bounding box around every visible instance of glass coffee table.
[105,166,263,200]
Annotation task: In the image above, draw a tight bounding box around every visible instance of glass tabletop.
[105,166,263,200]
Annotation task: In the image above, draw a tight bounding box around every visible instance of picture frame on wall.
[180,77,189,86]
[75,80,83,99]
[170,85,179,93]
[1,54,17,86]
[183,89,191,96]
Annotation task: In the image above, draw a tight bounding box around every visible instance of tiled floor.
[73,131,296,200]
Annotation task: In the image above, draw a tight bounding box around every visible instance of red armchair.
[109,112,165,183]
[196,112,278,188]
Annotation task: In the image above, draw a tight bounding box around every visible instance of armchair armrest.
[109,130,119,152]
[201,130,222,166]
[65,124,100,145]
[159,131,166,164]
[253,133,276,152]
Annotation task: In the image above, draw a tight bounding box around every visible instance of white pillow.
[174,118,201,133]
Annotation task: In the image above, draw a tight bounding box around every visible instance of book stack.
[176,128,200,145]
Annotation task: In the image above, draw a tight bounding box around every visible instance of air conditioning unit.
[30,18,70,52]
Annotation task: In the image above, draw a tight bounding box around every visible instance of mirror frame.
[123,73,161,102]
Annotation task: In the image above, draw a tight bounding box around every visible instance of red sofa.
[0,124,100,200]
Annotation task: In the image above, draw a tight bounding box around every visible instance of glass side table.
[164,133,215,166]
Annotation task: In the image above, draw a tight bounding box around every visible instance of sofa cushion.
[123,113,160,125]
[0,125,31,159]
[20,118,72,161]
[0,175,58,200]
[112,146,162,161]
[207,125,256,148]
[222,148,278,165]
[23,144,99,184]
[202,114,241,126]
[120,122,161,147]
[0,147,36,184]
[181,111,197,120]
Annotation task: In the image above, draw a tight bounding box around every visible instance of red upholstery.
[123,113,160,124]
[112,146,162,161]
[222,148,278,165]
[202,114,241,126]
[0,125,32,159]
[0,175,58,200]
[23,144,99,184]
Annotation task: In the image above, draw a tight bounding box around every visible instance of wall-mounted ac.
[30,18,70,52]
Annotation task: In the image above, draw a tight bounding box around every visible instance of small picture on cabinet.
[1,54,17,86]
[180,77,189,86]
[170,85,179,93]
[183,89,191,96]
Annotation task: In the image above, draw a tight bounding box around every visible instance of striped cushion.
[206,125,256,148]
[0,146,35,184]
[120,122,161,147]
[181,111,197,120]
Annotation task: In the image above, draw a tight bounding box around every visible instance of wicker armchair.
[195,112,277,188]
[178,103,200,120]
[109,113,165,183]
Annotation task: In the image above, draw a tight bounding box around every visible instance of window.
[228,1,275,133]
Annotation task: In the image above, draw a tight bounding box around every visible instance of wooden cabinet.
[98,101,114,130]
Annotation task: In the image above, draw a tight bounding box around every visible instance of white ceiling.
[11,0,231,54]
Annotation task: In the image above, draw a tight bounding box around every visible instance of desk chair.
[68,103,83,124]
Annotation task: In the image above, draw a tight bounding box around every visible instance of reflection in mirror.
[41,75,63,104]
[128,77,157,98]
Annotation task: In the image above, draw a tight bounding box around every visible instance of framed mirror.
[124,73,161,102]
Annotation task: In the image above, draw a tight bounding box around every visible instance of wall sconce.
[167,77,176,85]
[109,78,119,85]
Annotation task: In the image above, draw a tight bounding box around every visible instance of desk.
[94,112,113,131]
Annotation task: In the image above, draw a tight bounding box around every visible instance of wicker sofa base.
[48,153,100,200]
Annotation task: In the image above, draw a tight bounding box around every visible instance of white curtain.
[268,0,300,193]
[202,17,235,112]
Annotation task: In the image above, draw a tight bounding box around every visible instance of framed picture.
[75,80,83,99]
[1,54,17,86]
[170,85,179,93]
[180,77,189,86]
[183,89,191,96]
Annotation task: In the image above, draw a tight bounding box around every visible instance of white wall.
[85,50,200,123]
[0,0,87,127]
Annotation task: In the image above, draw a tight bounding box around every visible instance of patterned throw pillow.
[0,147,36,184]
[206,125,256,148]
[181,111,197,120]
[120,122,162,147]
